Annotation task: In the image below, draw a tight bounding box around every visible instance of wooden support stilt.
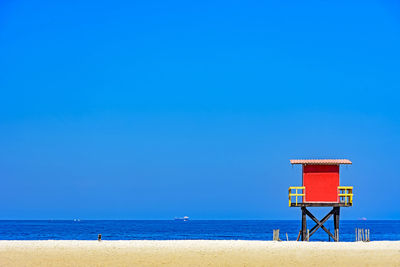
[334,207,340,242]
[333,207,340,242]
[301,207,307,241]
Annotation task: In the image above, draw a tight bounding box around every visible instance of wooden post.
[301,207,307,241]
[273,229,280,241]
[355,228,357,242]
[296,230,301,241]
[333,207,340,242]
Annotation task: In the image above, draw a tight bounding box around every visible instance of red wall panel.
[303,165,339,203]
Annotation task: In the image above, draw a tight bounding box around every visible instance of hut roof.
[290,159,352,165]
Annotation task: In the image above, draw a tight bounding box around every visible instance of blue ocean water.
[0,220,399,241]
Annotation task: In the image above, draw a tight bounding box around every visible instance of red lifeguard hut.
[289,159,353,241]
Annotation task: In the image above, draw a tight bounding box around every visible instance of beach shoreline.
[0,240,399,266]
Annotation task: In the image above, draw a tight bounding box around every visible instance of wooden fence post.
[273,229,278,241]
[355,228,357,241]
[296,230,301,241]
[273,229,281,241]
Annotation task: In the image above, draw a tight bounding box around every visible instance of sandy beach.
[0,240,399,266]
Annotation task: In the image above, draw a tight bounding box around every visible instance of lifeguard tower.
[288,159,353,242]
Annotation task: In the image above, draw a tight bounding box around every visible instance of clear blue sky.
[0,0,399,220]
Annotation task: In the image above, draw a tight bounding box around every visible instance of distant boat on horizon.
[174,216,189,221]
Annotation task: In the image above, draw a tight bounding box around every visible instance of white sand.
[0,240,399,266]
